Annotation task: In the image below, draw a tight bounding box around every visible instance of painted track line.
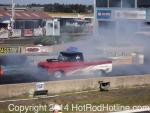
[0,85,146,103]
[0,89,98,103]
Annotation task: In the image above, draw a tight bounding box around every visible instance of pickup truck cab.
[38,50,112,79]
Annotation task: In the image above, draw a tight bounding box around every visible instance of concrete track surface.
[0,36,150,84]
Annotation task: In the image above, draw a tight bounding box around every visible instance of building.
[96,0,150,8]
[0,9,60,39]
[95,0,150,39]
[27,7,44,12]
[48,13,93,33]
[1,6,44,12]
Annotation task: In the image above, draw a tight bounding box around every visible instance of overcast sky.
[0,0,93,5]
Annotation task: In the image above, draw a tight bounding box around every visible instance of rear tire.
[53,71,65,79]
[94,70,105,76]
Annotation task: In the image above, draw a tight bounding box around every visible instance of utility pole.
[11,0,15,32]
[107,0,110,8]
[93,0,97,33]
[120,0,122,8]
[93,0,96,26]
[93,0,100,40]
[135,0,137,8]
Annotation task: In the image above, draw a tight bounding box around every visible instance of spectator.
[53,104,62,113]
[7,24,12,37]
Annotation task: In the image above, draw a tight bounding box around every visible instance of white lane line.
[0,85,146,103]
[0,90,98,103]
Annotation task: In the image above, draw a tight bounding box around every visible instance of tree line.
[27,3,93,13]
[0,3,93,13]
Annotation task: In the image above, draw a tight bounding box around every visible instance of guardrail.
[0,75,150,100]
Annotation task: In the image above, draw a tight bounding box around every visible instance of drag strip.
[0,63,150,84]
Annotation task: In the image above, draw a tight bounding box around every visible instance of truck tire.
[53,71,65,79]
[94,70,105,76]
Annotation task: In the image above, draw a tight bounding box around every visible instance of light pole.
[93,0,97,32]
[11,0,15,31]
[120,0,123,8]
[93,0,96,26]
[135,0,137,8]
[107,0,110,8]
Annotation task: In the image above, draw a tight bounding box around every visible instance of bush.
[34,36,60,46]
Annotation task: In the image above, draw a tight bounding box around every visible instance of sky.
[0,0,93,5]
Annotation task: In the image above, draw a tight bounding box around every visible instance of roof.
[0,10,52,20]
[48,12,93,19]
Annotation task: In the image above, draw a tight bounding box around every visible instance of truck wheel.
[53,71,64,79]
[94,70,105,76]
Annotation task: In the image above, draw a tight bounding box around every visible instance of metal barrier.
[33,90,48,97]
[98,81,110,91]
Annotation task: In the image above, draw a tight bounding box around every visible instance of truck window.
[58,52,83,62]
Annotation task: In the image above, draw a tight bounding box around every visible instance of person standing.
[7,24,12,37]
[52,104,63,113]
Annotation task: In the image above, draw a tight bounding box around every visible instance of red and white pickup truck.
[38,50,112,79]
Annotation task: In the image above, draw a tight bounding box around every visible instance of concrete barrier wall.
[0,75,150,100]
